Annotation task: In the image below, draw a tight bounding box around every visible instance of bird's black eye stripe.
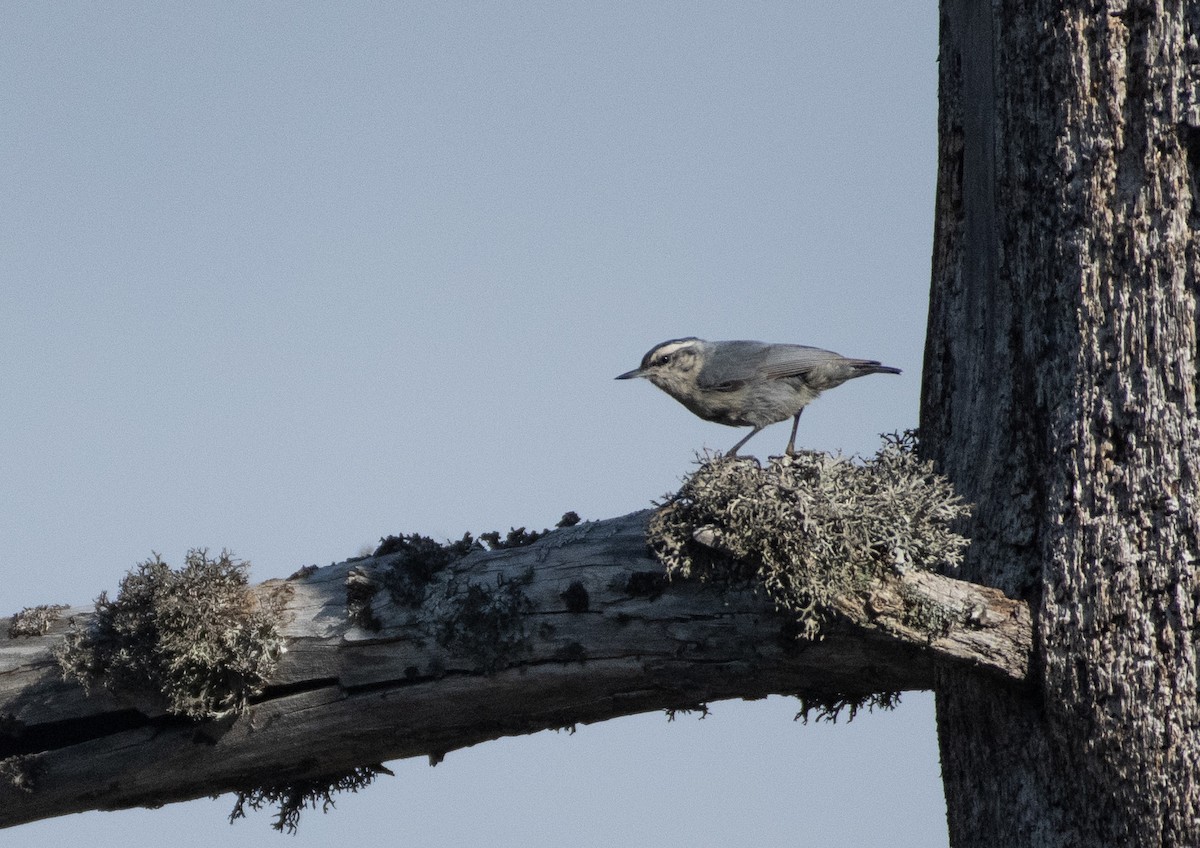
[655,355,671,367]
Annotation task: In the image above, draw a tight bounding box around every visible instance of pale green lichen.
[55,550,284,720]
[648,432,971,641]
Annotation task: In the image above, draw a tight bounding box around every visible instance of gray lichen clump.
[7,604,68,638]
[648,432,971,640]
[55,550,285,720]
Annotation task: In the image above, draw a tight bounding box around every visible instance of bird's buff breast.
[670,381,817,428]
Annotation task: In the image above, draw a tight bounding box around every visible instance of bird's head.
[615,337,706,396]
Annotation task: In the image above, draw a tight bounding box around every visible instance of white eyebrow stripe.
[650,340,699,359]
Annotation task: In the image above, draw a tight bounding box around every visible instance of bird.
[615,337,901,457]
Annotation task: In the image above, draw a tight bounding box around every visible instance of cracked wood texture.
[1,510,1028,828]
[925,2,1200,846]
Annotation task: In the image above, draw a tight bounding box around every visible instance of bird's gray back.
[697,341,851,389]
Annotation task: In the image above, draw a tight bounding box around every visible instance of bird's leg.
[785,409,804,455]
[726,426,763,458]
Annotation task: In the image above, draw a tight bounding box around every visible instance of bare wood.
[0,510,1029,828]
[829,569,1031,679]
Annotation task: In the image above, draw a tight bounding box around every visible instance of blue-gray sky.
[2,4,944,845]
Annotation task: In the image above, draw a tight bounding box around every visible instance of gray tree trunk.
[924,2,1200,845]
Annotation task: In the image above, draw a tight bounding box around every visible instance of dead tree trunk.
[924,1,1200,845]
[1,511,1028,828]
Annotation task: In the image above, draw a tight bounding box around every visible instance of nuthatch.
[616,337,901,456]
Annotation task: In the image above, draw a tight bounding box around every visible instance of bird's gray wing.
[754,344,848,380]
[697,342,844,389]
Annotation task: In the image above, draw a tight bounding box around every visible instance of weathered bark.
[0,510,1029,828]
[925,2,1200,845]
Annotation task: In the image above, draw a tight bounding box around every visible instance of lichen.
[0,755,37,793]
[479,527,544,549]
[437,570,534,673]
[345,567,382,631]
[55,550,285,720]
[665,703,710,721]
[374,514,581,611]
[552,641,587,663]
[376,532,480,607]
[900,583,957,640]
[648,431,971,641]
[7,604,68,638]
[479,512,583,549]
[795,691,902,724]
[229,763,392,833]
[623,571,666,600]
[560,581,589,613]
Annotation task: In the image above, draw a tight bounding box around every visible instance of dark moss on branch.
[552,641,587,663]
[665,703,710,721]
[377,532,479,607]
[474,512,584,551]
[479,527,545,549]
[795,691,902,724]
[345,567,382,631]
[375,515,581,611]
[560,581,589,613]
[624,571,666,600]
[229,763,393,834]
[437,570,535,673]
[0,754,38,794]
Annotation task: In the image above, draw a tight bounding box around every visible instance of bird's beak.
[615,367,645,380]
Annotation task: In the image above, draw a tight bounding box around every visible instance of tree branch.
[0,510,1030,828]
